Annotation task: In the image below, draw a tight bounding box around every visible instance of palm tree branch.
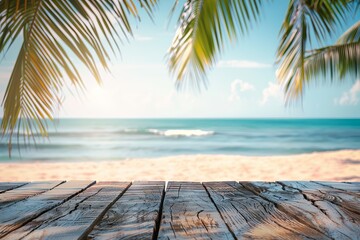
[303,42,360,84]
[276,0,351,100]
[0,0,157,154]
[168,0,263,90]
[337,20,360,44]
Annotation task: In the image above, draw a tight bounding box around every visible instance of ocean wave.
[148,129,214,137]
[4,128,215,138]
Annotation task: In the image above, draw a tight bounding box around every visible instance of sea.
[1,119,360,162]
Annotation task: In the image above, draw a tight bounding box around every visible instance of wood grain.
[0,180,94,238]
[0,182,28,194]
[0,181,64,209]
[88,181,164,240]
[3,181,130,240]
[315,181,360,194]
[242,181,358,239]
[280,181,360,237]
[158,181,234,239]
[0,181,359,239]
[283,181,360,213]
[204,181,329,239]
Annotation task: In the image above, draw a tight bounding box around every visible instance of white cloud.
[335,80,360,106]
[218,60,271,68]
[260,82,282,105]
[228,79,255,102]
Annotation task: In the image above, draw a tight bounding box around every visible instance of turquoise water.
[1,119,360,161]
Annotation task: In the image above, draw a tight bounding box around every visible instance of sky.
[1,1,360,118]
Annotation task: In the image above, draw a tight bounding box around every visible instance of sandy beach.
[0,150,359,182]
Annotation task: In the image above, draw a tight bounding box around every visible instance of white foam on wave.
[148,129,161,134]
[148,129,214,137]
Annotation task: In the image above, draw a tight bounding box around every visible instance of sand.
[0,150,359,182]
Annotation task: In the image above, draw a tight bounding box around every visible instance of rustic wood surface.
[2,182,130,240]
[0,181,64,210]
[158,181,234,239]
[281,181,360,215]
[204,181,328,239]
[316,181,360,194]
[0,181,358,239]
[0,180,94,238]
[280,181,360,238]
[89,181,164,240]
[241,181,359,239]
[0,182,28,193]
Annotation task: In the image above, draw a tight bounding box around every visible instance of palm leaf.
[0,0,157,154]
[337,20,360,44]
[302,20,360,86]
[276,0,351,100]
[304,42,360,82]
[168,0,263,90]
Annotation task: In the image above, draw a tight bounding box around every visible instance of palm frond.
[168,0,263,90]
[337,20,360,44]
[303,42,360,84]
[302,20,360,87]
[276,0,351,100]
[0,0,157,154]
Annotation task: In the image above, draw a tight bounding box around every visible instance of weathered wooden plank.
[0,181,64,209]
[242,181,358,239]
[3,181,130,240]
[88,181,164,240]
[0,180,94,238]
[280,181,360,238]
[158,181,234,239]
[281,181,360,215]
[204,181,329,239]
[0,182,28,193]
[315,181,360,194]
[347,182,360,186]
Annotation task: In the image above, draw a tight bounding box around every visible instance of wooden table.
[0,181,359,239]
